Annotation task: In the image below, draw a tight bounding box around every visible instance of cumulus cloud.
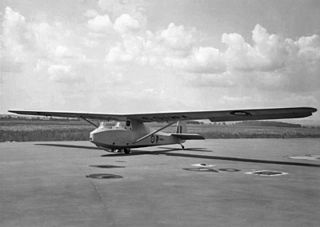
[222,24,288,72]
[164,46,226,74]
[159,23,195,51]
[87,14,113,32]
[86,12,142,37]
[1,7,86,77]
[106,35,148,63]
[106,43,134,63]
[295,35,320,60]
[2,7,29,61]
[98,0,147,30]
[221,24,320,79]
[105,23,198,67]
[114,14,141,34]
[52,45,79,59]
[104,21,320,94]
[1,7,37,72]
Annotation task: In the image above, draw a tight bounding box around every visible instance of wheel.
[123,148,131,154]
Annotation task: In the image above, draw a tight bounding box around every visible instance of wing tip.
[303,107,317,115]
[8,110,19,114]
[310,107,317,113]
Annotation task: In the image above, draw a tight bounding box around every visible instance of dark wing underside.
[9,107,317,122]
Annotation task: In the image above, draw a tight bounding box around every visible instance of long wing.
[8,110,127,121]
[9,107,317,122]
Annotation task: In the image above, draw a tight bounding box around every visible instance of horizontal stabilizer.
[171,133,205,140]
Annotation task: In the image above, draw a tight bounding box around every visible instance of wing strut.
[135,121,176,143]
[80,117,99,127]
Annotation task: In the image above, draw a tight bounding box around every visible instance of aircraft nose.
[90,128,104,143]
[89,129,97,141]
[89,128,114,146]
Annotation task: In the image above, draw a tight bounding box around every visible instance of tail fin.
[173,121,204,140]
[176,121,187,134]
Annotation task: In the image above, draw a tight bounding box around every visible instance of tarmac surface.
[0,139,320,227]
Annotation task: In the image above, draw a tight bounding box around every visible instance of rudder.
[176,121,187,133]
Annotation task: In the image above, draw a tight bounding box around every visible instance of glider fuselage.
[89,120,181,150]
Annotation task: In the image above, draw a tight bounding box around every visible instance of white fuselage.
[89,121,181,149]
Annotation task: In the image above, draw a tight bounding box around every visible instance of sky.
[1,0,320,121]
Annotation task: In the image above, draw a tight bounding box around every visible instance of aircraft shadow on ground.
[162,152,320,168]
[35,143,320,168]
[90,164,125,169]
[158,147,212,152]
[35,143,101,150]
[104,147,320,168]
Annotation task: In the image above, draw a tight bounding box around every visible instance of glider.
[9,107,317,154]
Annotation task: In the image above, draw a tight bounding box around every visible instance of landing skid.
[180,144,185,150]
[106,148,131,154]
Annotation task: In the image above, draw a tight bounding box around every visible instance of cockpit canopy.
[98,121,111,128]
[99,120,131,129]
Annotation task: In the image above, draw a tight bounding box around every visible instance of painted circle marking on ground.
[245,170,288,176]
[191,163,215,168]
[288,154,320,161]
[186,164,241,173]
[86,174,123,179]
[183,168,219,172]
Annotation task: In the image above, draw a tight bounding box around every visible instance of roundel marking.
[230,110,252,116]
[150,135,155,143]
